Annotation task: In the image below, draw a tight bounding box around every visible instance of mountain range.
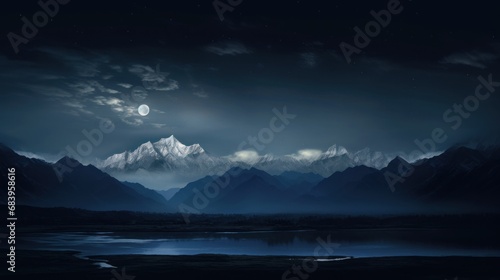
[169,146,500,215]
[0,143,171,212]
[98,135,409,180]
[1,142,499,215]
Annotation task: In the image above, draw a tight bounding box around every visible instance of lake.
[20,228,500,258]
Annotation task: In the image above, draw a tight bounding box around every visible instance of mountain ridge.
[0,144,172,212]
[98,135,425,178]
[1,143,499,215]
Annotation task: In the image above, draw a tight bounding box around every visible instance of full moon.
[138,104,150,116]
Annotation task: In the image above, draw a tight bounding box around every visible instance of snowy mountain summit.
[98,135,418,178]
[100,136,220,172]
[154,136,205,157]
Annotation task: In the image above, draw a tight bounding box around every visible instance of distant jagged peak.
[152,135,205,157]
[324,144,349,157]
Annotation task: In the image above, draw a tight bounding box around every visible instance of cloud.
[190,83,208,98]
[38,74,65,80]
[68,80,119,95]
[68,82,95,95]
[129,64,156,75]
[204,42,252,56]
[73,61,101,77]
[193,91,209,98]
[38,47,108,77]
[117,83,133,89]
[62,100,94,115]
[91,96,124,107]
[23,82,97,116]
[289,149,323,161]
[129,87,148,102]
[152,108,165,114]
[14,151,59,163]
[153,80,179,91]
[27,85,73,98]
[441,51,498,69]
[129,64,179,91]
[397,150,444,163]
[228,150,261,164]
[191,84,208,98]
[89,95,143,125]
[109,65,123,72]
[151,123,167,128]
[122,118,143,126]
[301,52,317,67]
[89,80,119,94]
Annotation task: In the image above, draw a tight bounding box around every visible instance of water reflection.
[20,228,500,258]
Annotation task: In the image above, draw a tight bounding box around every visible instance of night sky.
[1,0,499,162]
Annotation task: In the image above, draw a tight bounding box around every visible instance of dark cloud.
[441,51,499,69]
[0,0,499,163]
[204,41,252,56]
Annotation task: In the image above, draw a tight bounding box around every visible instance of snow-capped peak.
[137,141,156,152]
[100,135,208,170]
[153,135,205,157]
[323,144,349,158]
[99,137,435,179]
[155,135,180,147]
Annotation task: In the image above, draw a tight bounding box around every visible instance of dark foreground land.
[2,207,500,279]
[11,205,500,233]
[1,250,499,280]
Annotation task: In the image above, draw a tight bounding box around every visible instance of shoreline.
[3,250,500,280]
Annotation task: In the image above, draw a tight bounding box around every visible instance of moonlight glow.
[138,104,150,116]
